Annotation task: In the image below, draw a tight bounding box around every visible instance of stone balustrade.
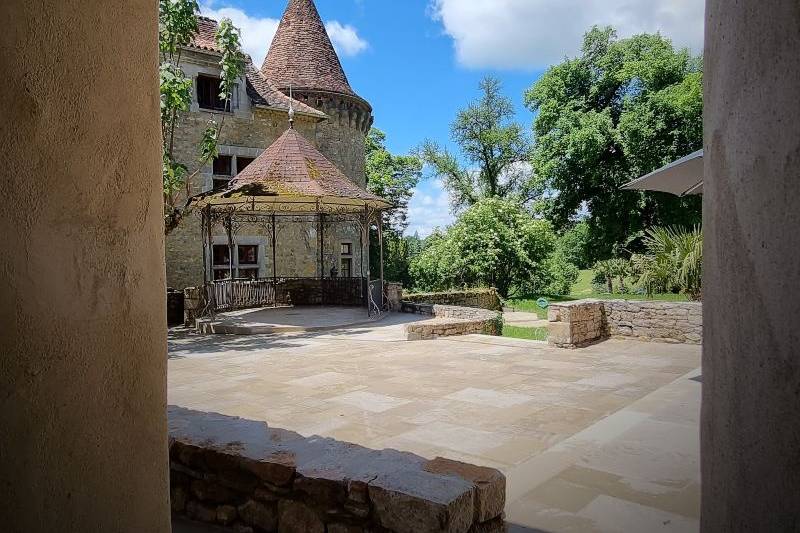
[548,299,703,348]
[401,302,502,341]
[169,407,506,533]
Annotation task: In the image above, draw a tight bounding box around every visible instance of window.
[212,155,233,190]
[212,245,230,267]
[238,245,258,265]
[340,257,352,278]
[212,243,260,279]
[213,156,232,176]
[236,157,255,174]
[340,242,352,255]
[197,75,229,111]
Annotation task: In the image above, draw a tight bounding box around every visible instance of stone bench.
[169,406,506,533]
[400,302,502,341]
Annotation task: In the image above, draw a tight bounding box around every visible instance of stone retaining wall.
[169,407,506,533]
[604,300,702,344]
[548,299,702,348]
[401,289,502,312]
[401,302,502,341]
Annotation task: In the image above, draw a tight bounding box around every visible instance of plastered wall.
[0,1,171,531]
[702,0,800,528]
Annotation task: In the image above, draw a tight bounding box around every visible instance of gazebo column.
[226,214,234,281]
[318,213,325,280]
[364,207,371,315]
[378,210,384,311]
[271,213,277,305]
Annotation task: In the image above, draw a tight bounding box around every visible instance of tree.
[365,128,422,234]
[365,128,422,286]
[525,27,703,261]
[409,198,557,297]
[420,77,537,211]
[556,221,591,269]
[159,0,244,233]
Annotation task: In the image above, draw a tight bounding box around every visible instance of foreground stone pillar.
[0,1,170,532]
[702,0,800,529]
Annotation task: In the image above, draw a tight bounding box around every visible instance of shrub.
[410,198,557,297]
[630,226,702,299]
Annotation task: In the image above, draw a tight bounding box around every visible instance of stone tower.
[262,0,373,187]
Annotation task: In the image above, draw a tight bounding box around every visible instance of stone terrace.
[169,317,702,532]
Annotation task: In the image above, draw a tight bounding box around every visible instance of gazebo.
[190,126,392,317]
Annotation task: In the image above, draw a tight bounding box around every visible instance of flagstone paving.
[169,317,701,532]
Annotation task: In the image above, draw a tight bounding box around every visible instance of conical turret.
[262,0,355,96]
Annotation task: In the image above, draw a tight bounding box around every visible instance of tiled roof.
[227,128,388,205]
[187,16,223,53]
[187,17,324,118]
[244,61,323,117]
[261,0,356,97]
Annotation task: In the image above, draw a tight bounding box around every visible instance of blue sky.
[201,0,705,236]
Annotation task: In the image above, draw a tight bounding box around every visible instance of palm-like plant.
[631,226,703,300]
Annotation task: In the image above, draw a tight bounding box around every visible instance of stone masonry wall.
[401,289,502,312]
[169,406,506,533]
[547,299,703,348]
[547,301,606,349]
[604,300,702,344]
[401,302,502,341]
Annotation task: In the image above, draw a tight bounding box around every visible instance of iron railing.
[206,277,367,313]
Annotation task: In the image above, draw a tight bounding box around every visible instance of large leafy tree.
[159,0,244,233]
[420,77,537,211]
[365,128,423,285]
[525,27,702,261]
[366,128,422,234]
[409,198,557,297]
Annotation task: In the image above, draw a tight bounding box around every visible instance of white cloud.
[325,21,369,57]
[200,4,279,66]
[429,0,705,70]
[200,3,367,67]
[407,180,454,238]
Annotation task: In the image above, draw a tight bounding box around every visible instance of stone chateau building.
[167,0,373,289]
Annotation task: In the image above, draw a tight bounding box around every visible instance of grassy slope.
[501,325,549,341]
[506,269,690,319]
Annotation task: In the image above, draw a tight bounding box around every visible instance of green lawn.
[502,324,549,341]
[505,269,690,319]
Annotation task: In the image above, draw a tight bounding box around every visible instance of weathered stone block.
[216,504,238,526]
[469,515,508,533]
[277,500,324,533]
[190,479,237,503]
[187,500,217,523]
[368,477,474,533]
[171,485,188,513]
[327,523,364,533]
[243,452,296,486]
[424,457,505,523]
[238,499,278,532]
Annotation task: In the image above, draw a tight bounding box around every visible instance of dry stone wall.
[401,289,502,312]
[401,302,502,340]
[169,407,506,533]
[547,299,702,348]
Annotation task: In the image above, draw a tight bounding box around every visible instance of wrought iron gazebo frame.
[195,196,388,318]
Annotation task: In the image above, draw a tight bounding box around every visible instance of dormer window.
[197,75,238,112]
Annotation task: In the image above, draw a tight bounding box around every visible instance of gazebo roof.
[192,128,391,213]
